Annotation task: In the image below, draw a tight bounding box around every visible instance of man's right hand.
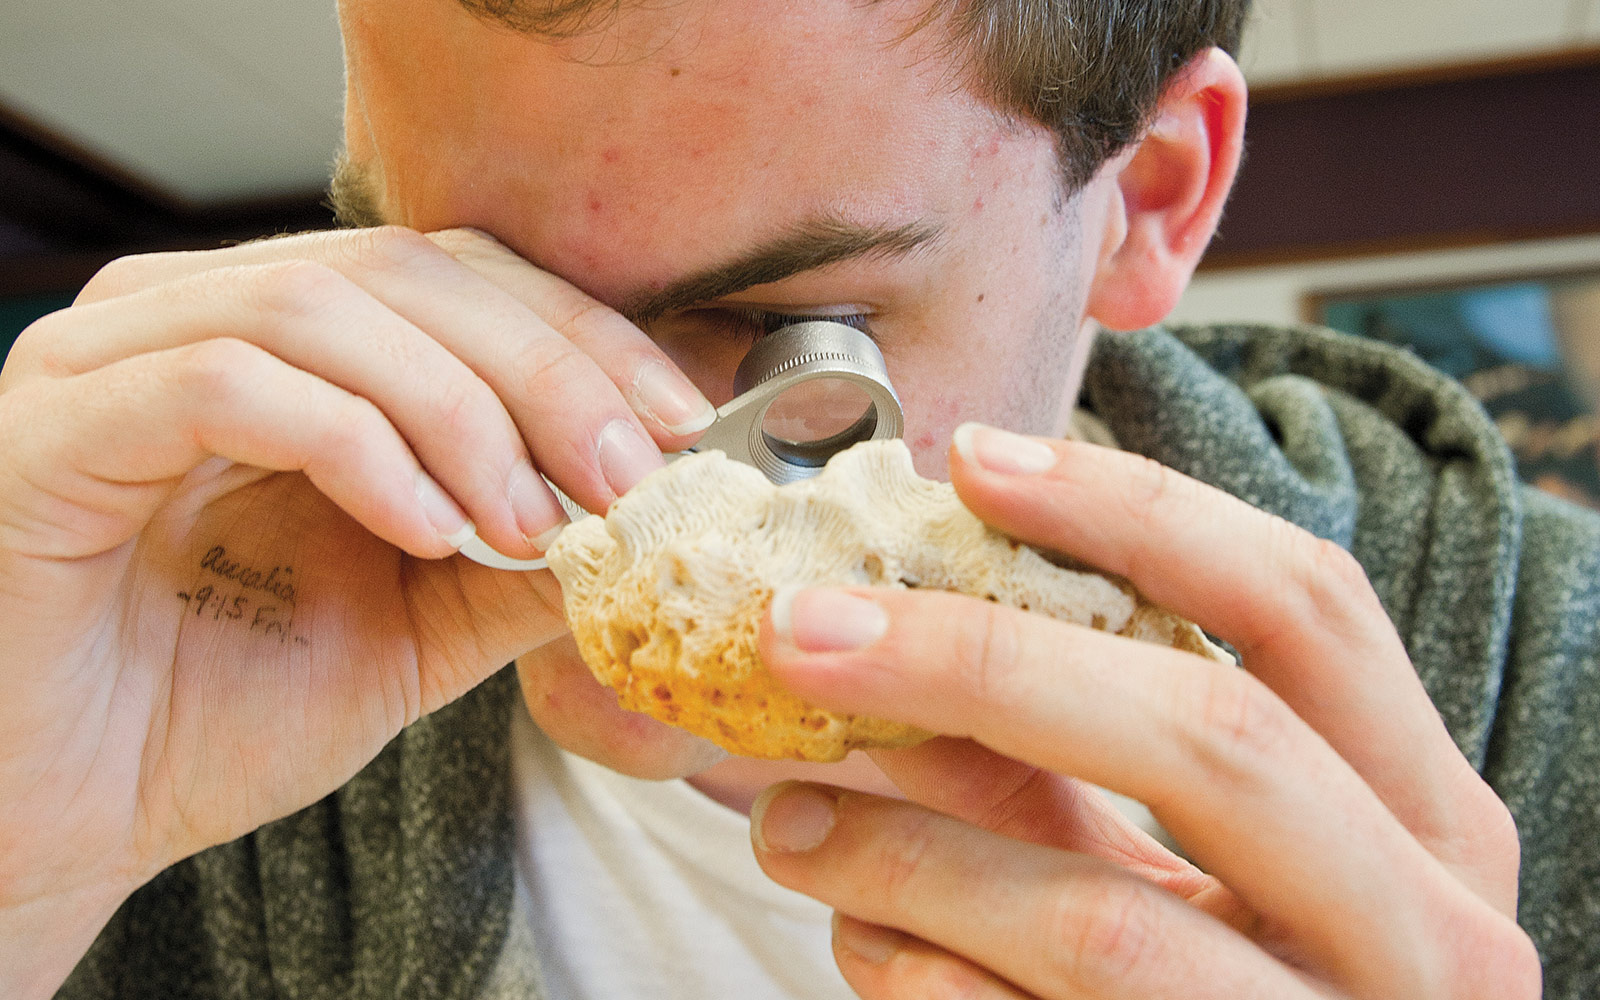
[0,227,713,998]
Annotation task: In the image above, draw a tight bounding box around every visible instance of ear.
[1085,48,1248,331]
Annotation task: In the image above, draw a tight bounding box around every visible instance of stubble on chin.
[328,152,389,229]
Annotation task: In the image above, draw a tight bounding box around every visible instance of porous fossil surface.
[545,440,1231,762]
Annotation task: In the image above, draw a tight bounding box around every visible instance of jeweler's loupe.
[456,319,903,571]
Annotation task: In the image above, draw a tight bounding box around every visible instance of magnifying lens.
[695,319,903,484]
[456,320,903,570]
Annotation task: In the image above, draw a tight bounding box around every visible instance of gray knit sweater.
[57,325,1600,998]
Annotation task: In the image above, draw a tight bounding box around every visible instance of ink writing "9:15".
[176,583,308,647]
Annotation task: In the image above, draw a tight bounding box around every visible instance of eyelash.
[701,308,874,344]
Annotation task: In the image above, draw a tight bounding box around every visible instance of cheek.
[885,275,1087,481]
[886,349,1006,481]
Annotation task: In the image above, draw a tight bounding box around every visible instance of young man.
[0,0,1583,996]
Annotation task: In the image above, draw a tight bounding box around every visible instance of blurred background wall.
[4,1,1600,501]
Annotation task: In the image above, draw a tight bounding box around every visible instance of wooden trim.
[1204,57,1600,271]
[1249,45,1600,105]
[1199,221,1600,273]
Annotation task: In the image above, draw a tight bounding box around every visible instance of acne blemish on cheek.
[602,147,621,164]
[588,196,604,213]
[914,432,936,450]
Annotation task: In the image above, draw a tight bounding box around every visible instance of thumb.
[410,559,573,713]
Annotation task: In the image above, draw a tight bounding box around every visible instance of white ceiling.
[1,0,1596,205]
[0,0,344,204]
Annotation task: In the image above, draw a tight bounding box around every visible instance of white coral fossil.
[546,440,1229,762]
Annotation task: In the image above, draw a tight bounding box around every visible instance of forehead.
[351,0,1045,302]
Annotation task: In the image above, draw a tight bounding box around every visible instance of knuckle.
[77,252,167,302]
[870,809,940,910]
[1180,666,1298,785]
[904,957,990,1000]
[341,224,447,273]
[428,373,500,442]
[1292,531,1379,622]
[1491,927,1545,999]
[1119,455,1189,530]
[3,310,68,380]
[1443,772,1524,874]
[174,338,267,404]
[1113,457,1203,581]
[1048,876,1165,987]
[426,226,510,259]
[973,766,1053,835]
[1475,794,1524,873]
[515,336,596,390]
[1446,908,1543,999]
[950,602,1019,704]
[324,393,389,453]
[553,297,626,345]
[243,259,352,323]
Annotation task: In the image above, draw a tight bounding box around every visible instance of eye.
[698,308,874,345]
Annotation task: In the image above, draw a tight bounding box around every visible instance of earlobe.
[1086,47,1248,331]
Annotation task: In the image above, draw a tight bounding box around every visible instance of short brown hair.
[455,0,1251,189]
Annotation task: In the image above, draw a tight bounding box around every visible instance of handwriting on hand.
[177,545,308,647]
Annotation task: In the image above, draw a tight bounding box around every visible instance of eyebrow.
[621,215,945,325]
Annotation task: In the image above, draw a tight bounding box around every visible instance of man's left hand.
[753,425,1540,1000]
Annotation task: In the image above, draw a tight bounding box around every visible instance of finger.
[869,739,1220,901]
[17,262,566,556]
[831,913,1035,1000]
[762,587,1486,997]
[946,425,1511,898]
[72,228,714,460]
[423,228,717,441]
[754,785,1324,1000]
[0,338,471,569]
[872,739,1256,938]
[210,228,697,506]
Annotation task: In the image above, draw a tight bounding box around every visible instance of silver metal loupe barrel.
[688,320,903,484]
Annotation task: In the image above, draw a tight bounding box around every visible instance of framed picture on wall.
[1309,267,1600,511]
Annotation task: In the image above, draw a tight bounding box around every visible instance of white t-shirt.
[503,704,856,1000]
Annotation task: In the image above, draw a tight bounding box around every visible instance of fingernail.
[530,522,566,553]
[771,587,888,653]
[597,419,665,499]
[751,782,837,853]
[953,422,1057,476]
[632,361,716,436]
[833,913,903,965]
[415,470,472,541]
[506,460,568,551]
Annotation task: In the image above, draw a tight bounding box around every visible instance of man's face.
[339,0,1113,479]
[338,0,1120,775]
